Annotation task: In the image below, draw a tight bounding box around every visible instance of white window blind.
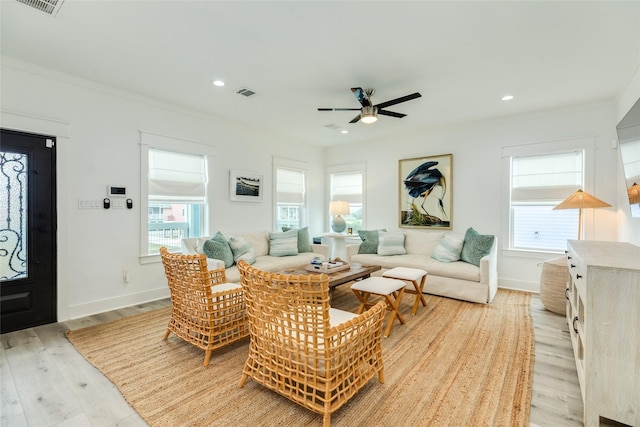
[331,172,362,203]
[511,151,583,202]
[276,168,305,204]
[148,148,207,202]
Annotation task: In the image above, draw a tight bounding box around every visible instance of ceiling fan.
[318,87,422,124]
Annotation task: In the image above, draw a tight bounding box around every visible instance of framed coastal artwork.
[229,170,263,202]
[398,154,452,229]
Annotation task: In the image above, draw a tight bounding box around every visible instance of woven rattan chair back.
[160,247,248,366]
[236,260,386,427]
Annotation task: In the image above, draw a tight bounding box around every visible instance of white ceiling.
[1,1,639,147]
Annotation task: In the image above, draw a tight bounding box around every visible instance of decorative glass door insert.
[1,151,28,281]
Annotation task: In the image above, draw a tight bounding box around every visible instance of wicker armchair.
[236,260,386,427]
[160,247,249,366]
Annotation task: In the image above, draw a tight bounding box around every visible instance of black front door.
[1,129,57,333]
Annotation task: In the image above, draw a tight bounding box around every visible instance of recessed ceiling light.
[212,80,225,87]
[341,130,348,134]
[501,95,514,101]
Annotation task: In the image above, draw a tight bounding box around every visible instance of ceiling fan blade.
[378,110,406,118]
[349,114,361,123]
[374,92,422,109]
[351,87,372,107]
[318,108,361,111]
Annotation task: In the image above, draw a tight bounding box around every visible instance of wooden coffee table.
[279,264,381,289]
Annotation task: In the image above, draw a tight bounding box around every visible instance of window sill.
[140,254,162,265]
[500,248,565,260]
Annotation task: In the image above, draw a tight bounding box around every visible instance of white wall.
[1,59,325,320]
[326,101,628,293]
[3,57,637,320]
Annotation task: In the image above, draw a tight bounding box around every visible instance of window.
[275,167,305,230]
[509,151,583,251]
[146,148,206,255]
[329,164,365,232]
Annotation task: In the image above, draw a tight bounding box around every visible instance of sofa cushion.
[235,232,269,257]
[282,226,312,253]
[460,227,495,267]
[228,235,256,265]
[223,252,320,283]
[202,231,234,268]
[357,229,385,254]
[431,234,464,263]
[404,230,445,256]
[350,253,481,283]
[377,231,407,256]
[269,229,299,257]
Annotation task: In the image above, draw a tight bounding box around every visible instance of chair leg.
[323,412,331,427]
[162,328,171,340]
[203,350,212,367]
[239,373,248,388]
[378,369,385,383]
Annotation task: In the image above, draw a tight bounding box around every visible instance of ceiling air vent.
[236,87,258,98]
[16,0,65,16]
[324,124,340,131]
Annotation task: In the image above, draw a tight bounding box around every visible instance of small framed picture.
[229,170,263,202]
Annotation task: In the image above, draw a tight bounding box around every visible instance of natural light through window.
[275,167,306,230]
[146,148,206,254]
[509,151,583,252]
[329,167,364,233]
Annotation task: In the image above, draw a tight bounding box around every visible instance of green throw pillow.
[377,231,406,256]
[228,235,256,265]
[281,226,312,253]
[202,231,234,268]
[357,229,386,254]
[460,228,495,267]
[269,229,299,257]
[431,235,464,263]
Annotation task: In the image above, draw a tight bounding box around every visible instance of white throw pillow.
[228,235,256,265]
[268,229,299,257]
[377,231,407,256]
[431,235,464,263]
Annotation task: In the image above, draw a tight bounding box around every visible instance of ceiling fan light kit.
[360,106,378,124]
[318,87,421,124]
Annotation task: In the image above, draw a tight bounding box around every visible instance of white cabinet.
[565,240,640,427]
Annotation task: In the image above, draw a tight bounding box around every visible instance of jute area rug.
[67,288,534,427]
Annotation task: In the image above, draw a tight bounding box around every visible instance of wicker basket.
[540,256,568,315]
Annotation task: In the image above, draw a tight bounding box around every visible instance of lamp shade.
[329,200,350,216]
[552,189,611,210]
[628,183,640,205]
[553,189,611,240]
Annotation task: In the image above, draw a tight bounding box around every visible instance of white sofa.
[346,230,498,304]
[182,231,329,283]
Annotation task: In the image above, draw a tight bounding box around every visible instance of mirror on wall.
[616,97,640,217]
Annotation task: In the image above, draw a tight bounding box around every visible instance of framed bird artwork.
[399,154,453,229]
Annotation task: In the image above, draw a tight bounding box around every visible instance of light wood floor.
[1,294,583,426]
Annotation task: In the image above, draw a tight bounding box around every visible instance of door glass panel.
[1,151,28,281]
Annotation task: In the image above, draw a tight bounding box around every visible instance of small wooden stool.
[383,267,428,315]
[351,277,406,338]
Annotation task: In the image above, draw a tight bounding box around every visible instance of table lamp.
[329,201,350,233]
[552,189,611,239]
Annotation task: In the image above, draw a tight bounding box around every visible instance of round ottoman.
[540,256,568,315]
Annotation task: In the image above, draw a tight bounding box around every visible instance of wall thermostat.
[107,186,127,197]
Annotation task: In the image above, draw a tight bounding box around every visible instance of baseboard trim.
[498,278,540,294]
[67,288,170,320]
